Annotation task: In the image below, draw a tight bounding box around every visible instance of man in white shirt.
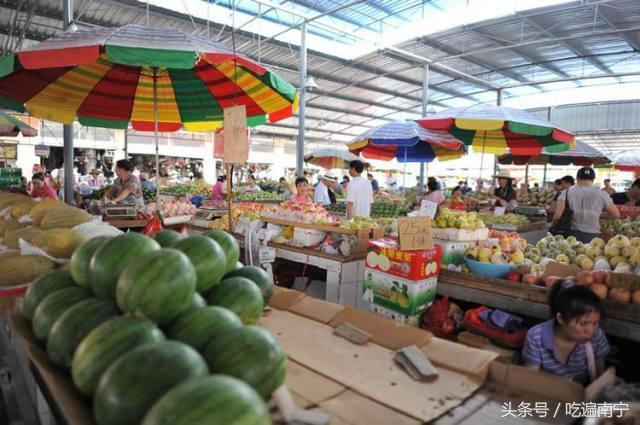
[346,160,373,218]
[314,174,334,206]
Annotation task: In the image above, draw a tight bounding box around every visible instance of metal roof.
[1,0,640,153]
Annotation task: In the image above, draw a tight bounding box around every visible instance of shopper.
[140,172,155,192]
[523,282,609,385]
[314,174,334,206]
[29,173,57,199]
[367,173,379,193]
[602,179,615,196]
[212,175,227,201]
[277,177,293,198]
[346,160,373,219]
[493,170,517,210]
[460,181,472,196]
[341,176,350,193]
[552,167,620,243]
[552,179,563,201]
[102,159,144,208]
[561,175,575,190]
[422,179,446,206]
[291,177,312,204]
[611,178,640,206]
[242,175,262,193]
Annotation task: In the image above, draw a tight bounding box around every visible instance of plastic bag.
[143,217,163,236]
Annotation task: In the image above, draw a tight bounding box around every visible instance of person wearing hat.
[493,170,518,210]
[314,173,337,206]
[88,169,103,189]
[552,167,620,243]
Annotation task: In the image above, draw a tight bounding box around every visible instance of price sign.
[419,200,438,218]
[223,105,249,164]
[609,273,640,291]
[494,206,506,216]
[398,216,434,251]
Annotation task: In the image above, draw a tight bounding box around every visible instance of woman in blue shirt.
[522,282,609,385]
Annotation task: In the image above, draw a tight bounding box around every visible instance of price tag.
[259,246,276,264]
[398,216,434,251]
[419,200,438,218]
[223,105,249,164]
[494,206,506,216]
[609,273,640,291]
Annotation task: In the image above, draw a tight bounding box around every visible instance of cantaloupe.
[32,229,86,259]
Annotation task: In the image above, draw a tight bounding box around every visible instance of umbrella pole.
[152,68,160,210]
[402,147,407,198]
[543,163,548,186]
[525,164,529,184]
[227,163,233,232]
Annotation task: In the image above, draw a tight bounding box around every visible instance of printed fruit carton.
[369,303,422,326]
[362,268,437,315]
[366,238,441,281]
[435,239,478,266]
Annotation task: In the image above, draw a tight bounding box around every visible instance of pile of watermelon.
[23,229,283,425]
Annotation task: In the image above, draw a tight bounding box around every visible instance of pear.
[555,254,570,264]
[630,237,640,248]
[554,235,565,241]
[622,245,637,258]
[465,246,479,260]
[510,249,525,264]
[604,245,621,258]
[610,255,627,269]
[610,235,631,248]
[614,263,632,274]
[491,244,501,254]
[566,235,578,244]
[630,254,640,268]
[478,247,492,263]
[491,252,508,264]
[575,254,589,265]
[585,246,600,259]
[579,257,594,271]
[590,238,606,249]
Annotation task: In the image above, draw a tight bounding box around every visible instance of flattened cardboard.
[289,295,344,324]
[542,261,582,279]
[609,272,640,291]
[286,361,345,407]
[421,337,498,380]
[328,306,432,350]
[319,390,421,425]
[270,286,307,310]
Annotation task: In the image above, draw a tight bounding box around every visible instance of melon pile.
[22,228,282,425]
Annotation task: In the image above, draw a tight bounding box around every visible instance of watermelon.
[152,230,184,248]
[203,230,239,273]
[234,261,243,270]
[204,277,263,325]
[224,266,273,305]
[32,287,93,342]
[89,233,160,298]
[203,326,287,399]
[188,292,207,312]
[141,375,270,425]
[23,270,76,320]
[69,236,109,287]
[71,316,165,398]
[172,236,226,293]
[94,341,208,425]
[166,306,242,352]
[117,249,196,323]
[47,298,119,368]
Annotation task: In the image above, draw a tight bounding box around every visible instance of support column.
[63,0,74,204]
[419,64,429,191]
[543,107,552,186]
[296,22,307,177]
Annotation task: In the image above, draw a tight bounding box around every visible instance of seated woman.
[522,282,609,385]
[444,186,467,211]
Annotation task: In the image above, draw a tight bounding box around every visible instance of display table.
[437,270,640,342]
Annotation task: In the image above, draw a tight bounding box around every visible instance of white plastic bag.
[19,238,69,264]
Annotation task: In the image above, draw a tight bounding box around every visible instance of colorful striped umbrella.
[608,151,640,173]
[304,148,362,169]
[415,104,575,156]
[347,121,464,163]
[498,140,608,166]
[0,111,37,137]
[0,24,298,131]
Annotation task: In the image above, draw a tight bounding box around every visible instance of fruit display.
[142,186,157,202]
[325,202,346,214]
[160,180,211,197]
[601,217,640,237]
[464,240,525,265]
[234,191,285,202]
[339,215,397,234]
[517,188,555,206]
[370,197,411,217]
[477,212,529,227]
[144,200,197,218]
[15,227,282,423]
[434,209,485,230]
[32,228,86,259]
[40,206,92,229]
[0,255,55,287]
[263,200,336,224]
[464,191,492,203]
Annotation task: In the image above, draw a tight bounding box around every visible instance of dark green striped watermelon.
[204,277,263,325]
[203,230,239,273]
[47,298,119,368]
[94,341,208,425]
[89,233,160,298]
[224,266,273,305]
[32,287,93,342]
[171,236,226,293]
[187,292,207,312]
[234,261,243,270]
[152,230,184,248]
[166,306,242,352]
[23,270,76,320]
[117,249,196,323]
[141,375,270,425]
[203,326,287,399]
[71,316,165,398]
[69,237,109,287]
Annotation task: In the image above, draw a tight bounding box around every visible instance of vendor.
[291,177,312,204]
[212,175,227,201]
[29,173,57,199]
[102,159,144,208]
[422,179,446,206]
[444,186,467,211]
[242,175,262,193]
[492,170,517,210]
[611,178,640,206]
[314,174,334,206]
[523,282,609,385]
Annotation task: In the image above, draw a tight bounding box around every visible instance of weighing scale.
[514,206,547,217]
[103,204,138,219]
[191,207,227,228]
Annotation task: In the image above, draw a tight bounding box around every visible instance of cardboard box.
[435,239,477,266]
[366,238,441,280]
[369,303,422,326]
[363,268,437,315]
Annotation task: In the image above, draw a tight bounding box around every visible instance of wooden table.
[437,270,640,342]
[103,217,149,229]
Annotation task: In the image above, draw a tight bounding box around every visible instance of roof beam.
[467,27,581,87]
[596,5,640,51]
[523,15,620,81]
